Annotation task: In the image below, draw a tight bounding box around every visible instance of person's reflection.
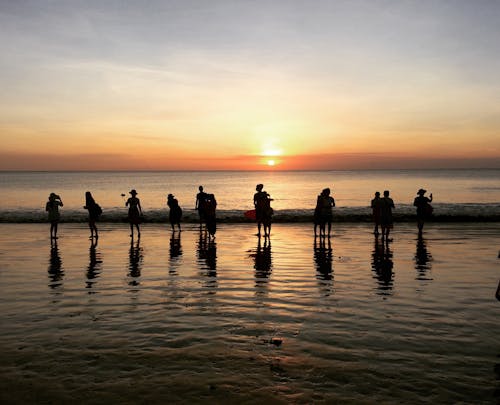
[415,235,433,280]
[197,230,217,290]
[169,232,182,275]
[127,238,143,289]
[250,237,272,295]
[371,237,394,296]
[314,236,333,296]
[86,238,102,292]
[48,239,64,290]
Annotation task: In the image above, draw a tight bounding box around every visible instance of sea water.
[1,169,499,222]
[0,222,499,403]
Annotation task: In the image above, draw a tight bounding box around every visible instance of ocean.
[1,169,500,223]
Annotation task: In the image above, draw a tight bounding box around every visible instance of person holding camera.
[46,193,63,240]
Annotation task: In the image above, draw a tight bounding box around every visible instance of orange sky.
[1,1,499,170]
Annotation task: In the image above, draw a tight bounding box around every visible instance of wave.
[1,203,500,223]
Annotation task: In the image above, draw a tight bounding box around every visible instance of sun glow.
[267,159,275,166]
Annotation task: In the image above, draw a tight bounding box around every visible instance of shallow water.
[0,223,499,404]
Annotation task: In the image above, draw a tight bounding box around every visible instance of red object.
[244,209,256,220]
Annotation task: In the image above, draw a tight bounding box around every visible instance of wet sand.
[0,222,499,404]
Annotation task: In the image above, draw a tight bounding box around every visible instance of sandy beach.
[0,222,499,404]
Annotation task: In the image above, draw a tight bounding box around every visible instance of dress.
[380,197,394,227]
[254,191,273,223]
[316,195,335,224]
[371,197,381,225]
[168,198,182,225]
[46,200,62,223]
[85,202,102,221]
[126,197,142,225]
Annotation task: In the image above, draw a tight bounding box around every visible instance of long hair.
[85,191,95,206]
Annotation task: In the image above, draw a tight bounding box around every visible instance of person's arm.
[195,195,199,209]
[138,200,143,215]
[59,199,63,207]
[331,197,335,207]
[429,194,433,203]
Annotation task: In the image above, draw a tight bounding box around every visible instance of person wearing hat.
[126,189,143,238]
[167,193,182,232]
[46,192,63,239]
[413,188,433,235]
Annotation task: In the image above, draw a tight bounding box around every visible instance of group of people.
[45,185,433,241]
[370,188,433,240]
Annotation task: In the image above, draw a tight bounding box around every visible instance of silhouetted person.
[315,187,335,237]
[414,188,433,236]
[253,184,274,237]
[86,238,102,291]
[380,190,394,241]
[204,193,217,237]
[48,240,64,289]
[415,234,433,280]
[126,189,142,239]
[84,191,102,240]
[46,192,63,239]
[496,279,500,302]
[167,193,182,231]
[195,186,208,228]
[371,191,382,236]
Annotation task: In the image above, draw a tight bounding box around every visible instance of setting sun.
[267,159,275,166]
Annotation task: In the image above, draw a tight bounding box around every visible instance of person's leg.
[130,223,134,237]
[53,222,58,239]
[327,221,332,237]
[136,224,141,237]
[257,221,262,236]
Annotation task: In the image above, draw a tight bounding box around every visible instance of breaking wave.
[1,203,500,223]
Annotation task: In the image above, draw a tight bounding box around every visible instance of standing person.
[380,190,395,241]
[126,189,143,238]
[316,188,335,237]
[204,193,217,237]
[195,186,208,228]
[254,184,273,237]
[371,191,382,236]
[413,189,433,236]
[46,193,63,240]
[84,191,102,239]
[167,193,182,232]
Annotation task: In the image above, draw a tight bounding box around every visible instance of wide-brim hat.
[417,189,426,195]
[129,189,138,195]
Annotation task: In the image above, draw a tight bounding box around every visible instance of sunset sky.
[1,0,499,170]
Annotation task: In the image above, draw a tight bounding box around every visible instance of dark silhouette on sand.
[126,189,142,239]
[314,236,333,280]
[197,229,217,290]
[371,191,382,236]
[250,237,272,295]
[314,187,335,237]
[86,238,102,291]
[169,232,182,261]
[195,186,208,228]
[415,235,433,280]
[254,184,274,237]
[371,237,394,296]
[48,240,64,289]
[84,191,102,240]
[496,280,500,302]
[380,190,394,241]
[46,192,63,240]
[127,238,143,289]
[167,193,182,232]
[414,189,433,236]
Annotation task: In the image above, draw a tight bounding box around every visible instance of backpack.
[94,204,103,216]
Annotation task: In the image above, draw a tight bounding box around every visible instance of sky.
[1,0,499,170]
